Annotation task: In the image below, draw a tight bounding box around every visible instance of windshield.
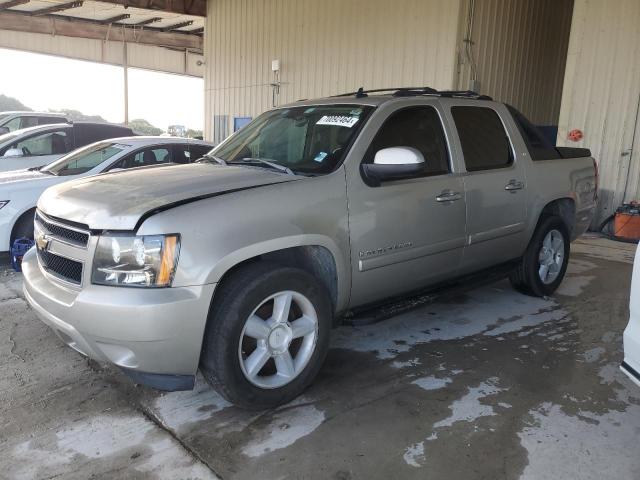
[43,142,127,176]
[210,105,373,175]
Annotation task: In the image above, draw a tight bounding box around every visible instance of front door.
[346,104,467,308]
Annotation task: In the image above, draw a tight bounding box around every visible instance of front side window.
[365,106,450,177]
[451,106,513,172]
[210,105,374,175]
[43,142,126,176]
[10,130,70,157]
[3,117,21,132]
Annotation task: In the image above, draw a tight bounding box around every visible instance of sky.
[0,48,204,131]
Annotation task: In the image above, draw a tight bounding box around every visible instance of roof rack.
[332,87,493,101]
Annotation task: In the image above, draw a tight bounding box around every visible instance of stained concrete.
[1,236,639,479]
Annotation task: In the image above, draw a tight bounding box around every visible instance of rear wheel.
[509,216,570,297]
[200,262,332,409]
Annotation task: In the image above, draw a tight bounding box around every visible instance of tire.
[509,215,570,297]
[10,210,35,248]
[200,262,332,409]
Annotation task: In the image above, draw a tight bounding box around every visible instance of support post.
[123,39,129,125]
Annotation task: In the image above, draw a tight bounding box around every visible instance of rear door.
[447,104,527,274]
[346,102,467,307]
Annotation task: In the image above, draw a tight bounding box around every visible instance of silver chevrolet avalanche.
[22,88,597,408]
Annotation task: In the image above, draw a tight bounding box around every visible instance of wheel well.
[10,207,36,244]
[217,246,339,312]
[540,198,575,236]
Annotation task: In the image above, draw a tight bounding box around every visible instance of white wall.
[204,0,463,141]
[557,0,640,224]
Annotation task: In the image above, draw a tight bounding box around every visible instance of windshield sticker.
[349,109,362,116]
[316,115,359,128]
[314,151,328,162]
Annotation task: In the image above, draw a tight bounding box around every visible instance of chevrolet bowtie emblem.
[36,232,51,251]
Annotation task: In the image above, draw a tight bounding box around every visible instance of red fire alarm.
[568,129,584,142]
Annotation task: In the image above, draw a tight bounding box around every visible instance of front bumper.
[22,248,216,390]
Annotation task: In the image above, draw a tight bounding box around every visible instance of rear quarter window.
[451,106,513,172]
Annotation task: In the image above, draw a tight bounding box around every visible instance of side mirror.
[0,126,9,135]
[361,147,426,185]
[3,148,23,158]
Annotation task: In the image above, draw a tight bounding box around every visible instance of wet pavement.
[1,236,638,479]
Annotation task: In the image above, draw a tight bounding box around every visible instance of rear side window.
[451,106,512,171]
[506,105,559,160]
[367,106,450,177]
[111,147,172,170]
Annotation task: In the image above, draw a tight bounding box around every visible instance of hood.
[38,163,299,230]
[0,169,48,184]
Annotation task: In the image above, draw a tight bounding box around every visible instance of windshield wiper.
[198,154,228,166]
[233,157,295,176]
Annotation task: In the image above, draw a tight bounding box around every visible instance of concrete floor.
[1,235,639,480]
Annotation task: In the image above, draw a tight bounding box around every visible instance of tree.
[185,128,204,139]
[0,94,31,112]
[129,118,163,136]
[49,109,108,123]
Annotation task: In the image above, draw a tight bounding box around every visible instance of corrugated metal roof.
[2,0,204,31]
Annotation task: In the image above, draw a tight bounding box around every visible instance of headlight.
[0,201,9,210]
[92,234,180,288]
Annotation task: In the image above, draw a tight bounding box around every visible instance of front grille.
[38,249,83,285]
[35,211,89,247]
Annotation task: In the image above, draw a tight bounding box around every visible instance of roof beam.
[161,19,191,31]
[96,0,205,17]
[133,16,161,26]
[0,10,202,51]
[0,0,29,10]
[31,0,83,16]
[100,13,130,23]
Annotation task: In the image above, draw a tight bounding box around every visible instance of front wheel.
[200,262,332,409]
[509,216,570,297]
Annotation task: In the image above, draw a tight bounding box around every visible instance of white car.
[0,122,135,173]
[0,111,69,134]
[622,243,640,386]
[0,136,213,252]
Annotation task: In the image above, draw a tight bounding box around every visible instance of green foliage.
[0,94,31,112]
[186,128,204,139]
[129,118,163,136]
[49,109,108,123]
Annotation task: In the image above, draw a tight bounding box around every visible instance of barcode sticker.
[316,115,360,128]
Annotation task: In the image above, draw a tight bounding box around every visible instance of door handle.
[435,191,462,202]
[505,180,525,191]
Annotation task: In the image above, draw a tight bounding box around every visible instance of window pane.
[368,106,450,176]
[20,117,39,129]
[189,145,212,161]
[213,105,373,175]
[13,131,68,156]
[506,105,558,161]
[117,147,172,169]
[451,106,512,171]
[4,117,21,132]
[44,143,126,176]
